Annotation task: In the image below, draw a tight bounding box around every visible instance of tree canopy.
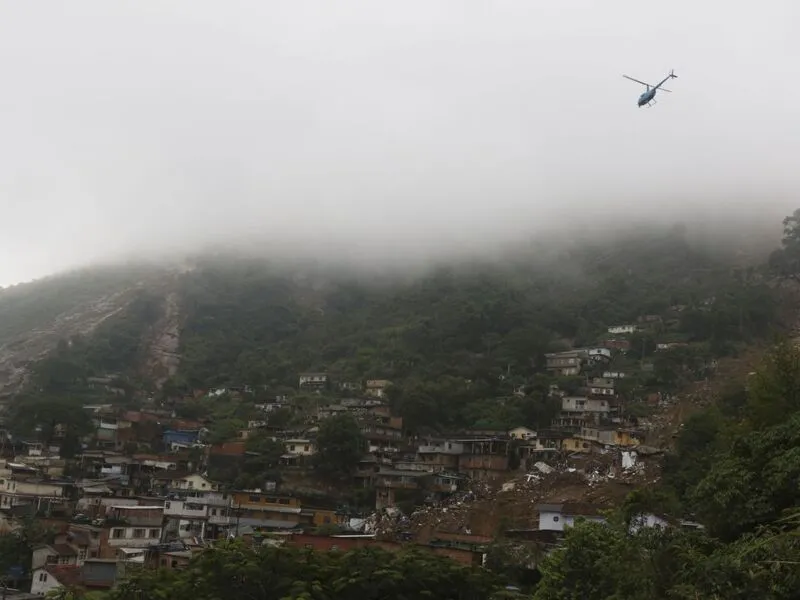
[108,542,520,600]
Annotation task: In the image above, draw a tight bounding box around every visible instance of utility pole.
[235,502,242,538]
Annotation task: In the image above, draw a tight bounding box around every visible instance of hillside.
[0,221,797,598]
[0,264,178,397]
[0,226,782,411]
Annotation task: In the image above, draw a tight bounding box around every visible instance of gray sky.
[1,0,798,285]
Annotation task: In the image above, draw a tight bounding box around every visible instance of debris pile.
[367,449,662,541]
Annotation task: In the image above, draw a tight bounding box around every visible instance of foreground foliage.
[108,543,519,600]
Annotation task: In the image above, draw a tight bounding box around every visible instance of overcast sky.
[0,1,798,285]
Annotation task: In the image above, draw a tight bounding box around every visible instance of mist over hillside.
[0,217,784,405]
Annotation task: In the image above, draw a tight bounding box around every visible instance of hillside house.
[456,437,510,480]
[585,347,612,363]
[31,565,82,596]
[508,427,536,441]
[365,380,392,398]
[298,373,328,390]
[607,325,637,335]
[360,416,404,455]
[545,351,583,376]
[416,440,463,473]
[603,338,632,351]
[0,477,71,513]
[162,430,201,447]
[32,544,79,569]
[602,371,626,379]
[561,396,611,414]
[575,426,642,448]
[283,438,316,457]
[588,377,615,396]
[171,474,218,492]
[317,404,349,420]
[537,503,607,532]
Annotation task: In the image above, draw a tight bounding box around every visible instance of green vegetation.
[313,414,366,481]
[176,231,772,391]
[530,338,798,598]
[534,511,800,599]
[0,265,162,345]
[3,217,798,597]
[167,228,777,434]
[108,542,520,600]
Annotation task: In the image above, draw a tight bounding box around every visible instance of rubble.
[368,448,662,542]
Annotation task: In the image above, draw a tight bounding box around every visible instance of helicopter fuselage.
[638,88,656,106]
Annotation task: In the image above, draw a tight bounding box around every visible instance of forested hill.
[0,223,781,411]
[171,226,776,390]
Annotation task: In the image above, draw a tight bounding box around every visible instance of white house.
[106,505,163,549]
[602,371,626,379]
[537,503,606,532]
[561,397,610,414]
[0,477,68,511]
[299,373,328,389]
[607,325,637,335]
[508,427,537,441]
[284,438,317,456]
[30,565,81,596]
[171,474,218,492]
[538,503,704,536]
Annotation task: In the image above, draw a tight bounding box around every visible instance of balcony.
[418,444,462,455]
[208,513,232,526]
[179,492,230,508]
[164,501,207,519]
[376,479,418,490]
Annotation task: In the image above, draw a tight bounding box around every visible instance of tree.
[746,339,800,429]
[108,541,509,600]
[313,414,365,481]
[206,418,245,445]
[769,208,800,282]
[690,411,800,541]
[533,520,645,600]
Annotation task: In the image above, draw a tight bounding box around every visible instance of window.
[111,529,124,539]
[303,445,309,452]
[149,529,160,538]
[132,529,145,539]
[249,495,260,503]
[553,516,560,522]
[78,549,87,561]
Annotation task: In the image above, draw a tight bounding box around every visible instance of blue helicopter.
[623,69,677,107]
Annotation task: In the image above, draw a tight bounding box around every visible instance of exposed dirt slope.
[0,288,142,397]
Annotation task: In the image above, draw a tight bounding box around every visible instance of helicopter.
[623,69,677,107]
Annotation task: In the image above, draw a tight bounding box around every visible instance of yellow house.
[612,429,641,447]
[562,437,592,453]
